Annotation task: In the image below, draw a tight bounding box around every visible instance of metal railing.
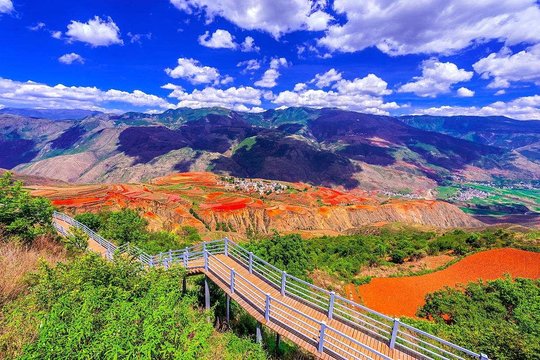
[52,211,489,360]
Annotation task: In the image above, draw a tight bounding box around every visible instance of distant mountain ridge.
[0,107,102,120]
[1,107,539,194]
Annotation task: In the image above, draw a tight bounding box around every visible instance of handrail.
[52,211,488,360]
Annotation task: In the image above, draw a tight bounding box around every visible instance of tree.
[247,233,311,279]
[63,226,89,252]
[74,212,105,232]
[101,209,148,245]
[0,172,54,244]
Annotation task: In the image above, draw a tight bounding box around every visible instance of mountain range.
[1,107,539,195]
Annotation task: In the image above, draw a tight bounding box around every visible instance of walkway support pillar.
[226,294,231,324]
[256,322,263,344]
[182,276,187,295]
[204,275,211,311]
[275,333,281,355]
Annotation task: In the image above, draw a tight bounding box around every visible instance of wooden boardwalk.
[52,212,486,360]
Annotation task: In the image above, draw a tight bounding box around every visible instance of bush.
[0,254,266,359]
[411,277,540,360]
[74,212,105,232]
[63,226,89,252]
[0,172,54,244]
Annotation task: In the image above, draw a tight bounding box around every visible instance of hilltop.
[29,172,480,238]
[1,107,539,198]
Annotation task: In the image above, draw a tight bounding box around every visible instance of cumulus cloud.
[414,95,540,120]
[165,57,232,85]
[0,77,171,112]
[198,29,237,49]
[28,22,46,31]
[237,59,261,73]
[162,83,264,112]
[170,0,332,38]
[319,0,540,56]
[65,16,123,47]
[312,68,342,88]
[0,0,13,13]
[398,59,473,97]
[241,36,259,52]
[254,57,288,88]
[58,53,85,65]
[456,87,475,97]
[127,32,152,44]
[473,44,540,89]
[273,73,399,115]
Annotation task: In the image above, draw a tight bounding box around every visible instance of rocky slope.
[29,172,481,239]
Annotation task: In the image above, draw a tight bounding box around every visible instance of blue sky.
[0,0,539,119]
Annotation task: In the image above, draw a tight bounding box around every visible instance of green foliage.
[73,212,105,232]
[410,277,540,360]
[101,209,149,245]
[0,254,266,360]
[63,226,89,252]
[135,231,179,254]
[179,226,202,245]
[0,172,54,244]
[246,233,311,279]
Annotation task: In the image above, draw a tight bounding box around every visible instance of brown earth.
[345,248,540,318]
[28,172,481,238]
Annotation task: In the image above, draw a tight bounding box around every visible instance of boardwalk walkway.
[52,212,488,360]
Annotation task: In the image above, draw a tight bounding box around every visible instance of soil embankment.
[346,248,540,318]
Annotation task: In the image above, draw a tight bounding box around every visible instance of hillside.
[29,172,481,237]
[2,108,539,197]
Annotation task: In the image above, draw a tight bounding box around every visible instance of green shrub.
[0,254,266,360]
[0,172,54,244]
[410,277,540,360]
[63,226,89,252]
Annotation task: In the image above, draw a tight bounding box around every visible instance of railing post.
[203,241,207,254]
[230,268,236,294]
[265,293,271,322]
[248,252,253,274]
[149,256,154,267]
[204,249,209,272]
[280,271,287,296]
[480,354,489,360]
[224,238,229,256]
[168,249,172,265]
[318,321,327,353]
[183,247,188,268]
[389,318,400,349]
[327,291,335,320]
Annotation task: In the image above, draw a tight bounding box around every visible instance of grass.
[0,234,67,306]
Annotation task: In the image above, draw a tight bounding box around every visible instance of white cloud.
[0,77,171,112]
[456,87,475,97]
[198,29,237,49]
[473,44,540,89]
[58,53,85,65]
[293,83,307,91]
[398,59,473,97]
[127,32,152,44]
[237,59,261,73]
[312,68,342,88]
[51,31,62,39]
[414,95,540,120]
[29,22,46,31]
[0,0,13,14]
[495,89,506,96]
[65,16,123,47]
[165,57,232,85]
[170,0,332,38]
[273,73,399,115]
[163,84,264,112]
[254,57,289,88]
[241,36,260,52]
[319,0,540,55]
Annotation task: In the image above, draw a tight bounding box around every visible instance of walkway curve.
[52,212,488,360]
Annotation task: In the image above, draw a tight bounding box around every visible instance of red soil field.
[349,248,540,318]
